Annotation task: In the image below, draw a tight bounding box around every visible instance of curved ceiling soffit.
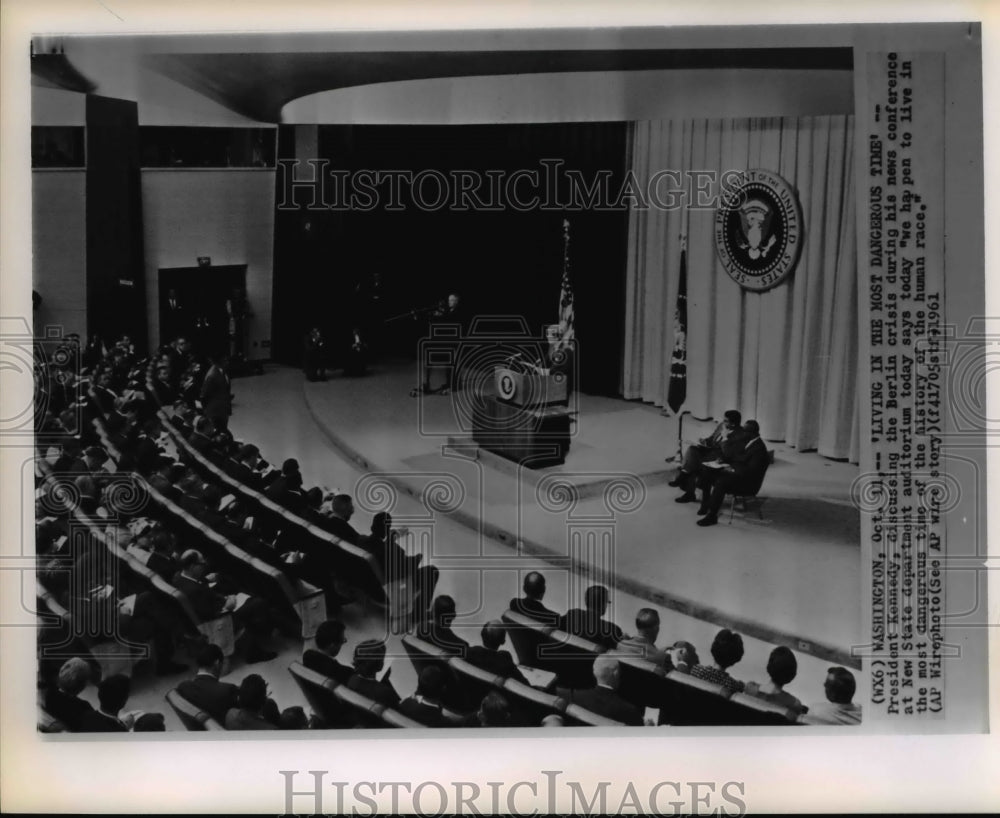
[141,48,852,123]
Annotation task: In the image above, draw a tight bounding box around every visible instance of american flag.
[556,218,575,349]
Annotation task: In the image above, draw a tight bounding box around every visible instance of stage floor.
[230,362,861,668]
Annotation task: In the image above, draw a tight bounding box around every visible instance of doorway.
[158,265,247,355]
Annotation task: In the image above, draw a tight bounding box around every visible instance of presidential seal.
[714,169,803,292]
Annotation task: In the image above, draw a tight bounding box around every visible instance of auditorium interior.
[31,29,869,732]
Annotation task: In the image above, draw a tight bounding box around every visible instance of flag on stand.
[666,242,688,414]
[556,218,575,350]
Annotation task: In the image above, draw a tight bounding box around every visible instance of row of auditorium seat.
[143,364,391,607]
[499,610,800,726]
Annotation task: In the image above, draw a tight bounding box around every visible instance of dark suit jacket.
[466,646,528,684]
[558,608,624,649]
[565,685,643,726]
[727,437,770,489]
[415,622,469,656]
[177,673,239,724]
[43,689,96,732]
[302,649,353,685]
[200,365,232,421]
[509,597,560,626]
[324,516,362,547]
[347,673,401,708]
[78,709,128,732]
[172,572,225,620]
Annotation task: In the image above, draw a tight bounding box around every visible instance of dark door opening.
[158,265,247,356]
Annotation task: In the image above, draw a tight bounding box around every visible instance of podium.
[471,366,574,467]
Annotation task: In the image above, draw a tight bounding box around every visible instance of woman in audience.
[744,646,806,714]
[691,628,746,694]
[225,674,278,730]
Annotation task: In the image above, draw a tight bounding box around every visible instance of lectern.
[471,365,574,467]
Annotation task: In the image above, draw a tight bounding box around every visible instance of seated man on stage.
[670,409,742,494]
[694,419,769,527]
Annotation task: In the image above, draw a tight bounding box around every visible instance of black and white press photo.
[1,2,995,814]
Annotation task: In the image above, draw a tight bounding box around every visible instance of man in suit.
[694,419,769,526]
[415,595,469,656]
[172,549,277,663]
[43,657,95,732]
[302,619,353,684]
[324,494,362,546]
[670,409,742,481]
[558,585,624,649]
[466,620,528,684]
[398,666,452,727]
[800,667,862,725]
[560,656,642,726]
[200,352,232,432]
[508,571,560,626]
[225,444,263,489]
[303,327,327,382]
[177,643,239,724]
[79,674,130,732]
[347,640,400,708]
[163,289,188,345]
[615,608,672,669]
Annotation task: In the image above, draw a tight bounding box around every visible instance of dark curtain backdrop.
[623,116,859,461]
[271,122,629,395]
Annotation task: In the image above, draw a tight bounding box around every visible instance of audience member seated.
[226,444,264,489]
[695,419,769,528]
[133,712,167,732]
[476,691,512,728]
[362,512,436,593]
[302,619,353,684]
[79,674,131,732]
[415,595,469,656]
[177,643,239,724]
[172,549,277,663]
[744,646,806,715]
[559,585,625,649]
[508,571,560,626]
[279,706,309,730]
[323,494,363,546]
[541,714,565,727]
[398,666,452,727]
[667,640,700,673]
[264,464,306,513]
[43,657,95,732]
[67,533,188,676]
[225,674,278,730]
[347,639,400,708]
[691,629,747,694]
[615,608,671,668]
[466,620,528,684]
[800,667,862,725]
[559,656,642,726]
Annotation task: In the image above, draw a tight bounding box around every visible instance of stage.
[281,360,861,668]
